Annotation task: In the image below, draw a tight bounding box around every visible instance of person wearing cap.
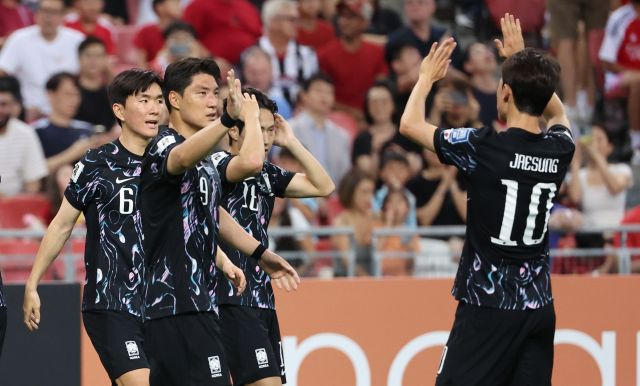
[317,0,388,126]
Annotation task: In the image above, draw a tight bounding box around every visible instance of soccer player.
[140,58,300,386]
[399,14,575,386]
[211,88,334,386]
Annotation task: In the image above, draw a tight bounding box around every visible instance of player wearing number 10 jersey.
[400,15,574,386]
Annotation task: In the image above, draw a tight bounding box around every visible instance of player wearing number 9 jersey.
[400,14,574,386]
[23,69,165,386]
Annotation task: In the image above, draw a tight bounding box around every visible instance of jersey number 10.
[491,179,557,246]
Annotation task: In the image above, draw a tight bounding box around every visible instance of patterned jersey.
[433,125,574,310]
[140,127,222,319]
[212,151,295,309]
[64,140,145,316]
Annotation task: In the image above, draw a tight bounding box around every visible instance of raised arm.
[23,199,81,331]
[399,38,457,152]
[276,115,335,197]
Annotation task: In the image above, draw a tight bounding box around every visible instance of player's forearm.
[399,76,438,151]
[214,248,231,270]
[286,139,335,197]
[235,114,265,178]
[26,220,75,289]
[218,208,260,255]
[542,93,570,129]
[168,120,230,174]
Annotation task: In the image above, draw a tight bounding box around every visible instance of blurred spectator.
[290,73,351,184]
[599,0,640,152]
[240,46,293,119]
[332,168,378,276]
[463,42,499,128]
[269,197,315,272]
[74,36,115,132]
[318,0,388,123]
[136,0,190,25]
[34,72,101,174]
[320,0,338,20]
[429,77,482,129]
[0,0,84,121]
[0,77,48,196]
[372,152,417,227]
[184,0,261,65]
[0,75,25,120]
[365,0,403,37]
[548,0,609,128]
[0,0,34,48]
[64,0,116,55]
[297,0,336,51]
[389,43,422,115]
[567,125,633,257]
[259,0,319,105]
[151,21,208,75]
[352,82,397,175]
[385,0,462,70]
[378,188,419,276]
[133,0,182,67]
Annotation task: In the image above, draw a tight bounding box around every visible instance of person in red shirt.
[297,0,336,51]
[0,0,33,48]
[318,0,388,125]
[133,0,182,68]
[64,0,116,55]
[183,0,262,66]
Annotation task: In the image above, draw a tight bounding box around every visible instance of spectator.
[352,81,397,175]
[269,197,315,273]
[259,0,319,105]
[151,21,208,75]
[318,0,388,123]
[385,0,462,70]
[297,0,336,51]
[366,0,403,38]
[240,46,293,118]
[377,188,419,276]
[332,168,378,276]
[0,0,85,121]
[0,0,34,48]
[184,0,262,65]
[290,73,351,184]
[599,0,640,152]
[0,77,48,196]
[74,36,115,132]
[34,72,102,174]
[133,0,182,67]
[372,152,417,227]
[463,42,499,128]
[548,0,609,130]
[64,0,116,55]
[0,74,25,120]
[389,43,422,115]
[428,77,483,129]
[567,125,633,260]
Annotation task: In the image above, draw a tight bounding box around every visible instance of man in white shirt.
[0,0,85,121]
[0,77,48,196]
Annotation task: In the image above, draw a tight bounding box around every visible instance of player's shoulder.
[545,124,575,147]
[146,126,181,155]
[441,126,492,144]
[70,148,106,184]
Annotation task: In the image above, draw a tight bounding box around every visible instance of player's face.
[367,87,395,124]
[352,178,374,212]
[79,43,108,78]
[119,83,164,139]
[49,78,81,119]
[176,73,220,130]
[0,92,13,129]
[236,108,276,153]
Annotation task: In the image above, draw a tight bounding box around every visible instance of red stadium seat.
[0,194,51,229]
[113,24,139,66]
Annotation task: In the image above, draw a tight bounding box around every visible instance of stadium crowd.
[1,0,640,277]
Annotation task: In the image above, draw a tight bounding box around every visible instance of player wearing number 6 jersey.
[400,14,574,386]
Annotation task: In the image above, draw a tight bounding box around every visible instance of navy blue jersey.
[433,125,575,310]
[140,127,222,319]
[64,140,145,316]
[0,272,5,308]
[212,151,295,309]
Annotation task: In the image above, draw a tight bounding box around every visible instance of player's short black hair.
[45,72,80,92]
[163,21,197,40]
[78,35,106,55]
[108,69,163,126]
[301,72,334,92]
[380,151,410,170]
[338,168,373,208]
[364,80,395,125]
[163,57,221,112]
[0,75,22,102]
[501,48,560,117]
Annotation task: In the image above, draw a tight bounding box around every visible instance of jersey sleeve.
[265,163,295,198]
[211,151,234,187]
[546,124,575,145]
[64,150,101,211]
[142,130,182,185]
[433,127,487,175]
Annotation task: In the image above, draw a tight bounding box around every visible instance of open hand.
[274,114,296,148]
[258,250,301,292]
[419,37,457,83]
[225,69,243,120]
[222,259,247,295]
[494,13,525,59]
[23,287,41,331]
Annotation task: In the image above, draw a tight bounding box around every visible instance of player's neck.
[229,143,240,155]
[505,111,541,134]
[119,128,149,156]
[169,113,198,139]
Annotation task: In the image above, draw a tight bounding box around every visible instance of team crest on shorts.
[125,341,140,360]
[255,348,269,368]
[208,356,222,378]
